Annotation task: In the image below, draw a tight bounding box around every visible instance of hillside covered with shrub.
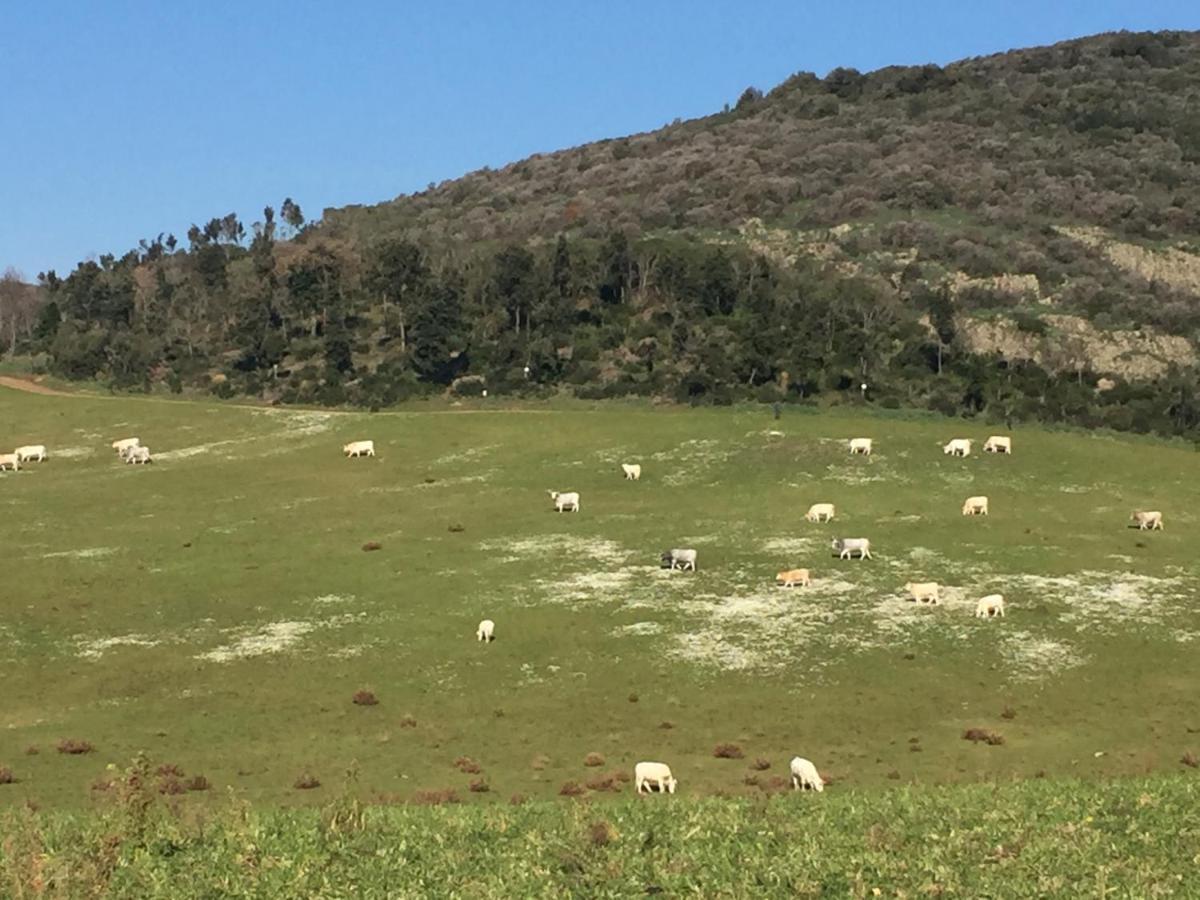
[8,30,1200,436]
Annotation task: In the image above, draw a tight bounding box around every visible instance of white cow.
[125,446,153,465]
[0,453,19,472]
[975,594,1005,618]
[634,761,677,794]
[1131,510,1163,531]
[805,503,835,523]
[790,757,824,792]
[662,548,697,571]
[983,436,1012,454]
[621,463,642,481]
[776,568,811,588]
[15,445,46,463]
[944,438,972,457]
[832,538,871,560]
[112,437,140,456]
[476,619,495,642]
[548,490,580,513]
[849,438,873,455]
[905,581,940,604]
[962,496,989,516]
[343,440,375,458]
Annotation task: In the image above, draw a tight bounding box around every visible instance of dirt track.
[0,376,74,396]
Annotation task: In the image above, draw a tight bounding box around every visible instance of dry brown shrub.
[559,780,586,797]
[531,754,550,770]
[1001,706,1017,720]
[155,763,184,777]
[886,770,901,780]
[509,793,527,806]
[0,767,15,785]
[658,721,674,729]
[398,715,417,728]
[185,775,211,792]
[743,774,761,787]
[627,693,639,703]
[158,777,186,795]
[293,774,321,790]
[56,739,94,755]
[758,776,789,794]
[468,779,490,793]
[613,770,631,783]
[713,743,744,759]
[963,728,1005,746]
[412,789,461,806]
[454,756,482,774]
[751,757,771,771]
[1181,752,1199,768]
[584,773,623,793]
[23,746,38,756]
[583,752,605,767]
[588,820,617,847]
[362,541,383,552]
[353,690,379,706]
[447,523,465,533]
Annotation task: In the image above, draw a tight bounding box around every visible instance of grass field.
[4,772,1199,896]
[2,387,1199,810]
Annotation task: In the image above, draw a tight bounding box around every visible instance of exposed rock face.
[958,314,1195,379]
[1056,226,1200,296]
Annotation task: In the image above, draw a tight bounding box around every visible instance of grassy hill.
[2,386,1199,814]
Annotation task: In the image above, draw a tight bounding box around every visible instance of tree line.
[6,210,1200,442]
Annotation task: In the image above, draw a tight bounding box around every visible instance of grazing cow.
[943,438,972,457]
[621,463,642,481]
[849,438,873,455]
[14,445,46,463]
[0,453,19,472]
[805,503,835,523]
[634,761,677,794]
[476,619,495,642]
[661,548,697,571]
[1131,510,1164,531]
[548,490,580,513]
[905,581,940,604]
[790,756,824,792]
[975,594,1005,618]
[125,446,153,465]
[832,538,871,560]
[983,436,1012,454]
[343,440,375,458]
[962,496,989,516]
[776,568,811,588]
[112,437,140,456]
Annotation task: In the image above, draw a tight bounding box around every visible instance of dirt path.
[0,376,76,396]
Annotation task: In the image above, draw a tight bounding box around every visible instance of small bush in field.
[24,746,38,756]
[468,779,490,793]
[294,774,321,790]
[186,775,211,792]
[362,541,382,552]
[584,752,605,767]
[1001,706,1017,719]
[0,767,15,785]
[454,756,482,774]
[559,780,585,797]
[509,793,526,805]
[627,693,638,703]
[56,739,94,755]
[156,763,184,777]
[658,721,674,729]
[158,777,186,795]
[751,757,771,771]
[1181,752,1199,768]
[713,743,744,759]
[353,690,378,706]
[963,728,1005,746]
[588,820,616,847]
[398,715,417,728]
[585,773,622,793]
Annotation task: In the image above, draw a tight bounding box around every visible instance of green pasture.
[1,388,1198,808]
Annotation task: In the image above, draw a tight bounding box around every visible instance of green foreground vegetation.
[3,770,1199,896]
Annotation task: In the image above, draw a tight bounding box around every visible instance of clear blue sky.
[2,1,1197,278]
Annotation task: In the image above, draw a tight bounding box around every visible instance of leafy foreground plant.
[1,766,1198,897]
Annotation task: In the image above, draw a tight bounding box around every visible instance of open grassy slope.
[1,387,1199,809]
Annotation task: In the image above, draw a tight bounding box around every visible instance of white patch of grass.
[76,634,161,659]
[198,621,317,662]
[651,438,737,486]
[43,547,116,560]
[1000,630,1085,681]
[313,594,356,605]
[482,535,631,566]
[52,446,95,459]
[618,621,663,636]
